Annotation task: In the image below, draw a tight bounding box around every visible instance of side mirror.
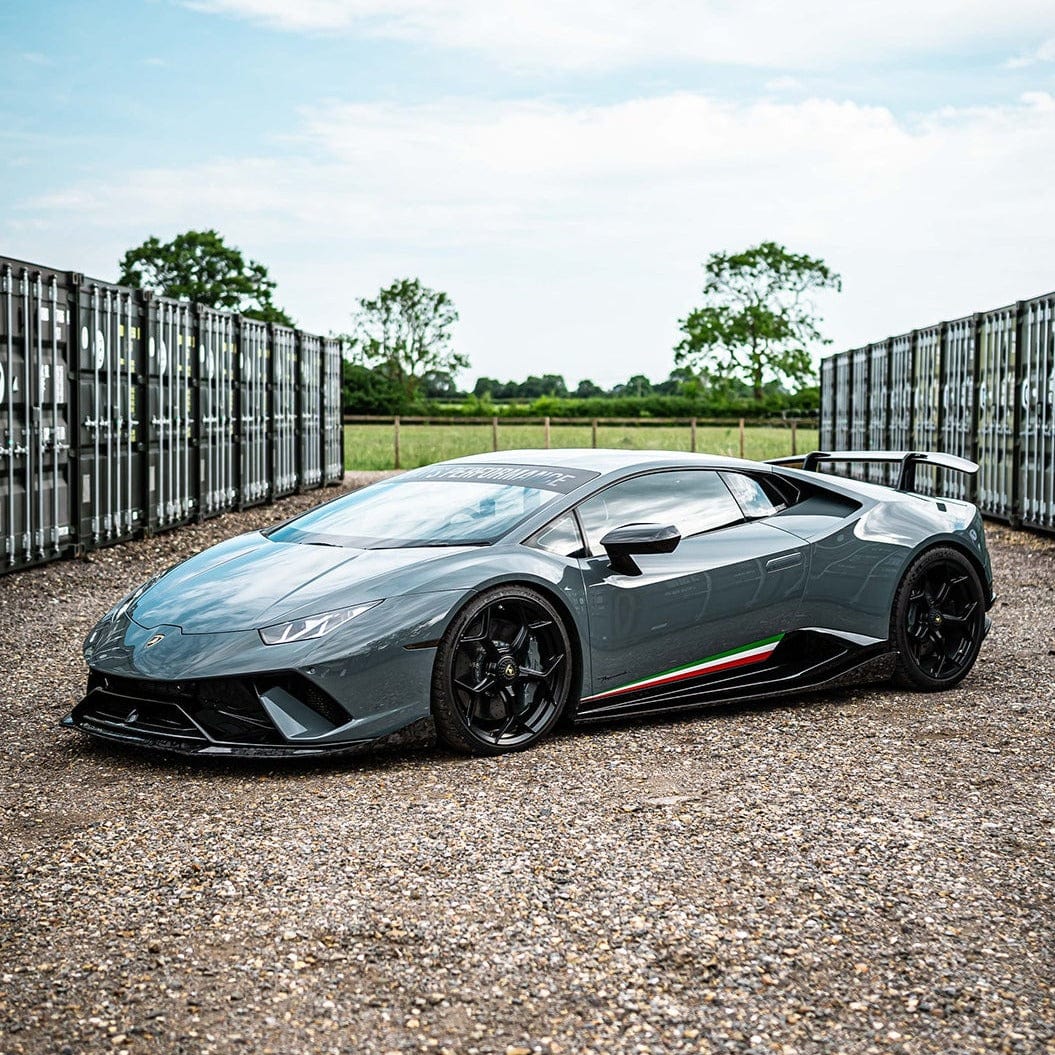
[599,522,681,576]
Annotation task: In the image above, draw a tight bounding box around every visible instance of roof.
[448,448,762,474]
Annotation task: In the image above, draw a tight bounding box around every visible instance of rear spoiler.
[766,450,979,493]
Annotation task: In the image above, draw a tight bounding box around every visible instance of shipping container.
[0,252,349,575]
[271,324,298,498]
[976,306,1018,521]
[1020,294,1055,531]
[821,289,1055,534]
[322,336,344,484]
[0,260,75,570]
[237,316,270,508]
[297,332,323,491]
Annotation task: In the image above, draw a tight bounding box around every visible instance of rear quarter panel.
[773,484,990,641]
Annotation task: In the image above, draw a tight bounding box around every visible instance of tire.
[891,546,986,691]
[432,585,575,755]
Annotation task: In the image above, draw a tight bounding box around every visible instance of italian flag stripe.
[583,634,784,703]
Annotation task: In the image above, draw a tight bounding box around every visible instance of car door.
[574,468,808,715]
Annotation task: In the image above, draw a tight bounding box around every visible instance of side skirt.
[573,634,896,724]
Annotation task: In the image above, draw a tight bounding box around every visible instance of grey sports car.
[65,448,994,757]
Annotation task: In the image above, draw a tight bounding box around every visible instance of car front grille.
[77,672,349,748]
[85,694,205,741]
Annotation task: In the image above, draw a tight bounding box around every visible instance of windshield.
[266,464,596,549]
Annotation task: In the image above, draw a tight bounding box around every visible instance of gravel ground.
[1,479,1054,1055]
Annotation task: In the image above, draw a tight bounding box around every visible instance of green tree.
[654,366,698,396]
[421,369,458,399]
[516,374,567,399]
[573,378,605,398]
[675,241,841,402]
[118,229,294,325]
[349,278,466,407]
[343,362,404,415]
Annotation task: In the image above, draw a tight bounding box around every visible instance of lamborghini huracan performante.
[65,449,994,757]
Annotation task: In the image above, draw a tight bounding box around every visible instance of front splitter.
[61,714,437,760]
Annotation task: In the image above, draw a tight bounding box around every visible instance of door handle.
[765,552,804,572]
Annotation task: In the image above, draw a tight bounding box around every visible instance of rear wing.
[766,450,978,493]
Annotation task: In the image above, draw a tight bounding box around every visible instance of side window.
[576,470,743,553]
[528,514,586,557]
[720,472,781,518]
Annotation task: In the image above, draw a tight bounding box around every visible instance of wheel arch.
[890,538,989,691]
[517,579,586,713]
[437,577,587,710]
[902,537,990,604]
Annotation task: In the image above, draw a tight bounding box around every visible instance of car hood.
[129,531,480,633]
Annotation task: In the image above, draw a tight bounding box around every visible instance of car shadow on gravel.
[551,685,860,741]
[61,726,443,780]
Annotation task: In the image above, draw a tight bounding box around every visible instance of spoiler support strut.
[766,450,979,493]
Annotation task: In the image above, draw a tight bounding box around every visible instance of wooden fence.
[343,415,805,470]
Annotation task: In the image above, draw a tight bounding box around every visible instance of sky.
[2,1,1055,388]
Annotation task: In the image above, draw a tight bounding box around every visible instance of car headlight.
[259,600,383,645]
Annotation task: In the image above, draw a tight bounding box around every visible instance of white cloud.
[1005,36,1055,67]
[764,76,804,93]
[14,90,1055,386]
[187,0,1055,71]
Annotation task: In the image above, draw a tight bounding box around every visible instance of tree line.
[345,364,818,418]
[116,232,838,418]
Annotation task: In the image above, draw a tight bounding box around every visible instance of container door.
[864,341,889,483]
[939,316,975,501]
[271,324,297,498]
[1020,295,1055,531]
[850,346,869,480]
[198,307,236,518]
[819,357,835,452]
[146,297,196,531]
[888,332,914,459]
[911,325,942,495]
[296,333,322,491]
[977,307,1017,521]
[834,353,852,451]
[75,282,145,546]
[322,336,344,484]
[237,316,270,508]
[0,262,74,570]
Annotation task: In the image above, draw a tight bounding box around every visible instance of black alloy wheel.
[891,547,986,691]
[432,586,574,754]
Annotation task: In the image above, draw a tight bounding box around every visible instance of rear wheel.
[432,586,574,754]
[891,547,986,691]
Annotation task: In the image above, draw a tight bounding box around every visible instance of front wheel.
[431,586,574,754]
[891,547,986,691]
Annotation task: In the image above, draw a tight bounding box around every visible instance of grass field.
[344,423,817,470]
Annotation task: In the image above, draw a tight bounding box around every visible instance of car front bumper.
[65,590,469,758]
[64,664,438,757]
